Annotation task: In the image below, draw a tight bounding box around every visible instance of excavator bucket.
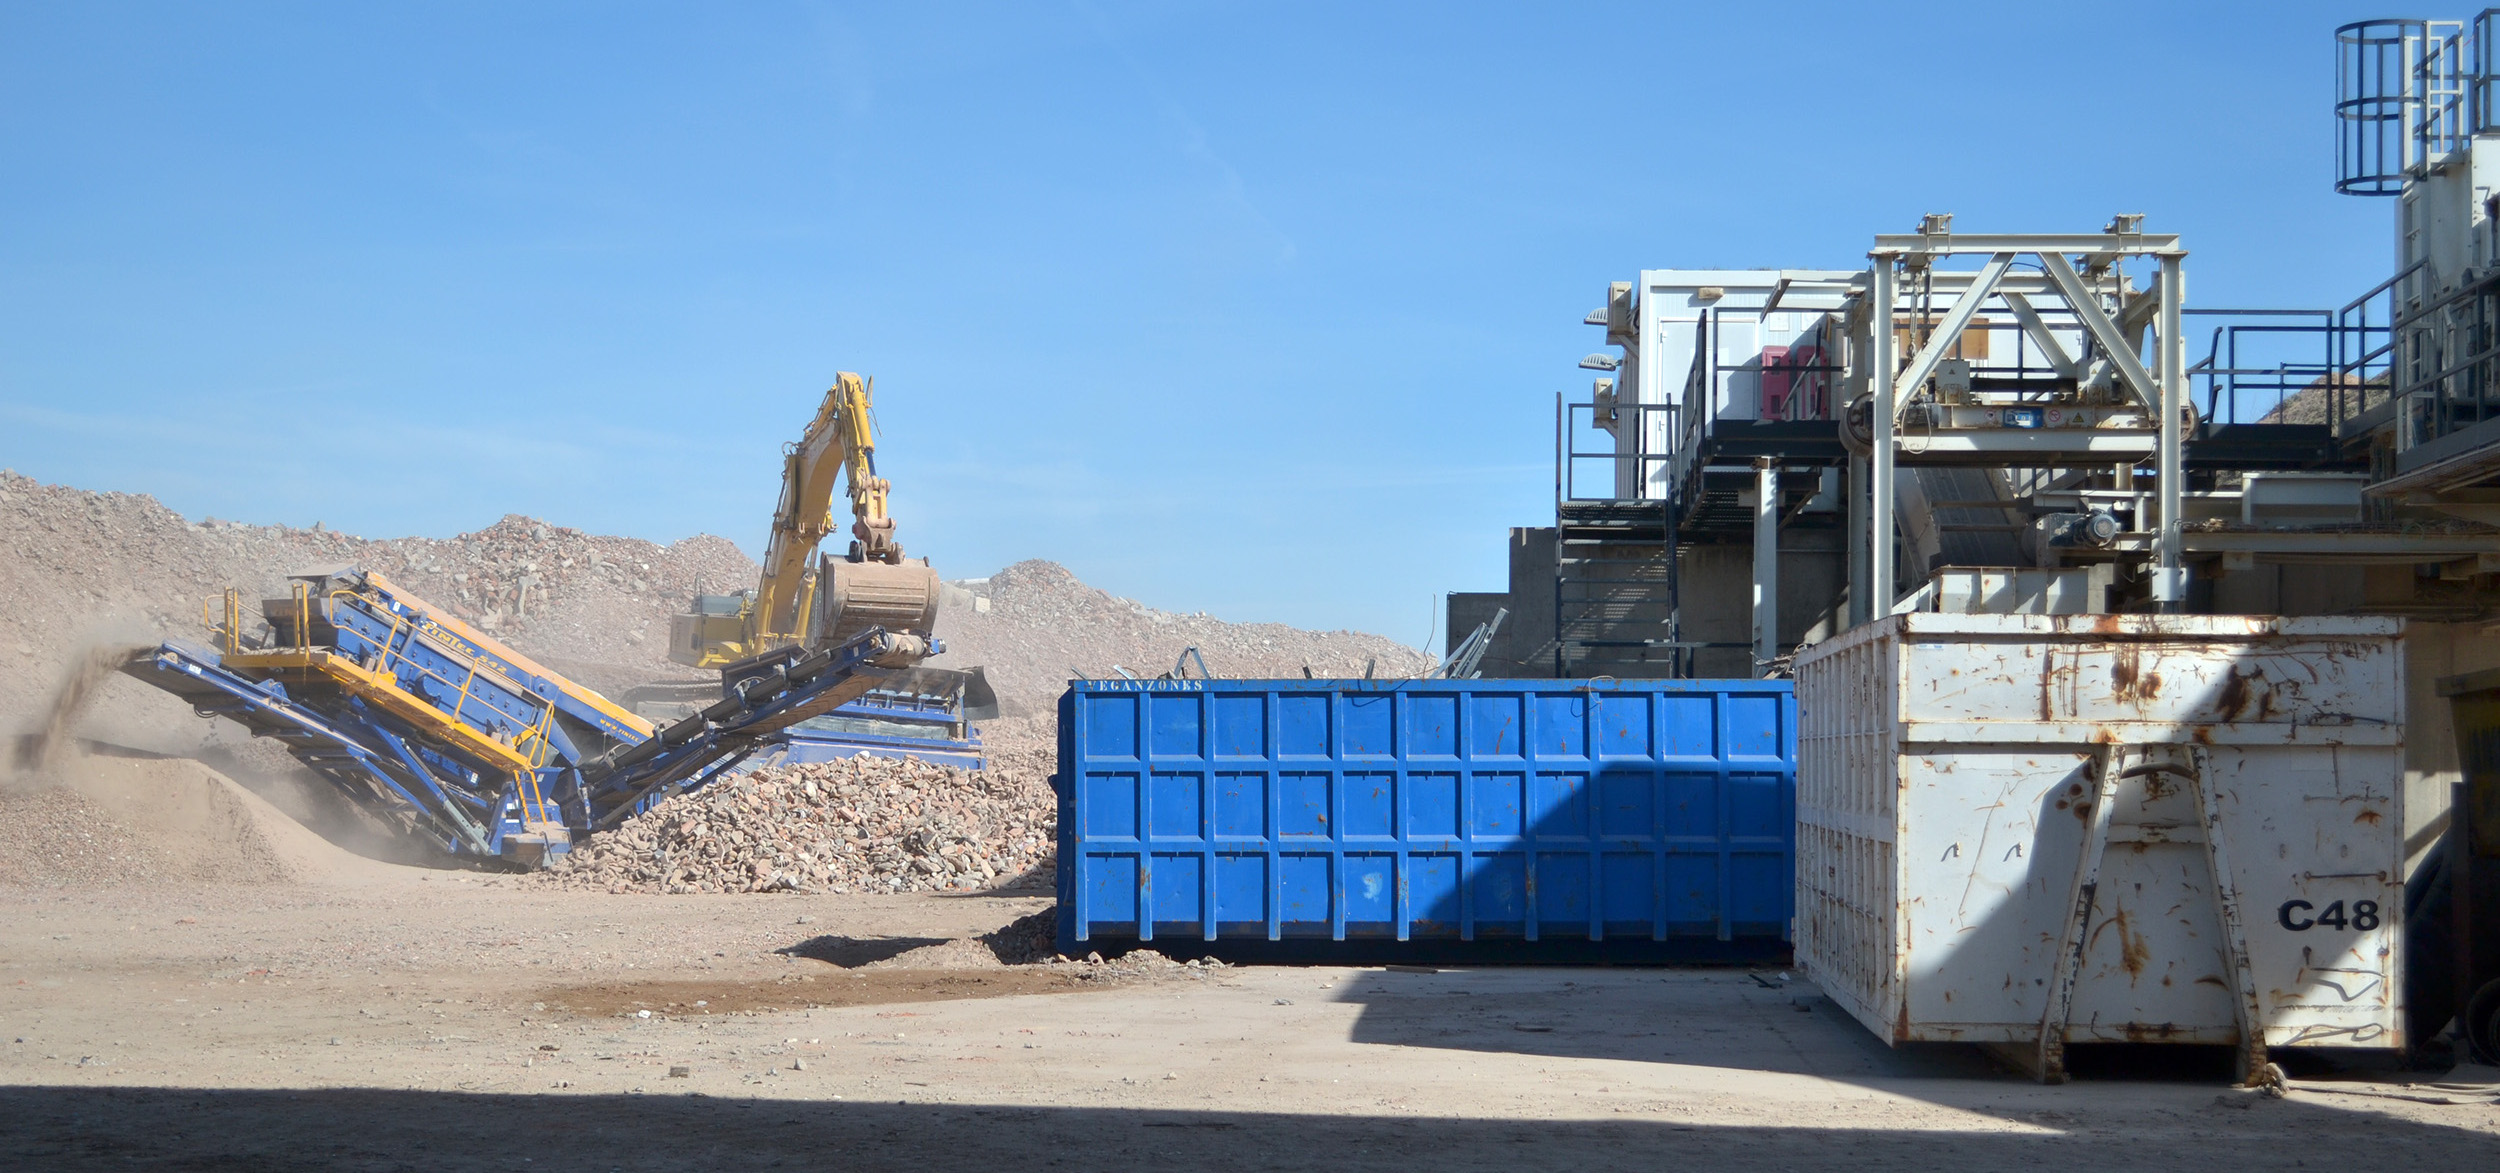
[818,558,941,645]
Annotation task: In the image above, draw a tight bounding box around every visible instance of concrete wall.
[2207,564,2367,615]
[1676,534,1848,679]
[1442,527,1556,677]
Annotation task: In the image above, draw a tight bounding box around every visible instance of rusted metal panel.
[1796,614,2406,1054]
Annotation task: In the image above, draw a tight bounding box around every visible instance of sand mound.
[0,754,377,887]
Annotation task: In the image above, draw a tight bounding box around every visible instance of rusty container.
[1793,614,2406,1067]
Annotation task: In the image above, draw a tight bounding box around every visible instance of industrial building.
[1433,15,2500,1073]
[1449,15,2500,871]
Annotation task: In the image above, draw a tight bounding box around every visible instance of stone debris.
[534,753,1054,896]
[978,907,1062,965]
[0,468,1435,887]
[1075,948,1213,980]
[933,560,1434,717]
[0,470,746,714]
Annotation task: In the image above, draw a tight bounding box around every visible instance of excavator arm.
[754,372,904,644]
[670,371,938,669]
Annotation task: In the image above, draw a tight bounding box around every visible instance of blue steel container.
[1053,678,1795,961]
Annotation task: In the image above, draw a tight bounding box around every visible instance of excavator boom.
[755,372,891,644]
[671,372,938,669]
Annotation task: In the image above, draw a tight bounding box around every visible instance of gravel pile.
[0,756,318,887]
[0,788,173,886]
[0,471,745,717]
[931,559,1435,716]
[0,469,1432,725]
[535,754,1055,895]
[1,469,1439,893]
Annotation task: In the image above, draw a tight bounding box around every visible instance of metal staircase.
[1553,499,1683,677]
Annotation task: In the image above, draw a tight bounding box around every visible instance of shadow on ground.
[1330,967,2423,1084]
[774,936,952,967]
[0,1084,2485,1171]
[1335,967,2003,1079]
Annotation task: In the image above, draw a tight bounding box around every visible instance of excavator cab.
[668,591,754,669]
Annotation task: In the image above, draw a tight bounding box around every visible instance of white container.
[1931,567,2091,615]
[1794,614,2406,1066]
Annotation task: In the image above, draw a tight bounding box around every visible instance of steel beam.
[1870,260,1898,615]
[2040,252,2164,414]
[1893,252,2015,422]
[2180,530,2500,556]
[2155,255,2187,610]
[1753,458,1779,672]
[1871,233,2180,253]
[1847,452,1869,627]
[1999,291,2081,378]
[1886,431,2156,457]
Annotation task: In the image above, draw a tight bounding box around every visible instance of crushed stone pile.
[0,470,749,715]
[2,469,1439,892]
[1,470,1432,724]
[0,788,182,886]
[932,559,1435,716]
[0,755,346,887]
[536,754,1055,895]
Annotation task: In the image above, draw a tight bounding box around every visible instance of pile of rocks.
[0,471,752,716]
[0,788,173,886]
[931,559,1435,716]
[535,753,1055,895]
[357,514,754,672]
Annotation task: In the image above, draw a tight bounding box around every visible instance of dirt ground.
[5,849,2499,1171]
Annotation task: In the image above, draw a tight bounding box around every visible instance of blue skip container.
[1053,678,1794,963]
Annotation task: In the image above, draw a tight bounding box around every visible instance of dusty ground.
[5,855,2498,1170]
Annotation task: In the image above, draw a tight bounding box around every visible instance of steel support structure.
[2157,254,2188,608]
[1862,224,2186,616]
[1870,260,1899,612]
[1752,457,1779,672]
[1846,452,1869,627]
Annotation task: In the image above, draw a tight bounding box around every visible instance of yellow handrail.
[199,590,243,656]
[324,587,560,772]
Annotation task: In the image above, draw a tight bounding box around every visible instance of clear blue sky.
[0,2,2403,650]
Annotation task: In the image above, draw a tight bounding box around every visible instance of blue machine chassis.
[124,627,927,861]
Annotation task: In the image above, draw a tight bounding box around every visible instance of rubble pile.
[2,468,1438,892]
[536,753,1055,895]
[933,559,1435,716]
[0,471,750,715]
[355,515,753,695]
[0,788,176,886]
[2,469,1430,727]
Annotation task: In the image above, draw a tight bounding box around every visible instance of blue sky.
[0,2,2405,650]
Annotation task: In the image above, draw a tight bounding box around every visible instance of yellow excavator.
[669,372,944,668]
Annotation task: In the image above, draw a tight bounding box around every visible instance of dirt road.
[4,867,2496,1171]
